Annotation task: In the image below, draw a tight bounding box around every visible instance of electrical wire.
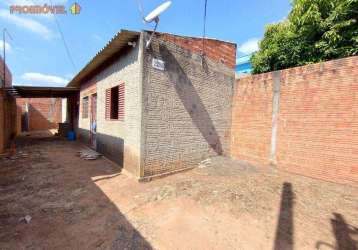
[49,0,77,72]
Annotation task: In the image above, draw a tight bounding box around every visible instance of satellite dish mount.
[142,1,172,48]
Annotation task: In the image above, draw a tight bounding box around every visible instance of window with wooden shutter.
[105,89,111,120]
[105,83,125,121]
[82,96,89,119]
[118,83,125,120]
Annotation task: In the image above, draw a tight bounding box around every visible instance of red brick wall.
[0,58,15,153]
[0,56,12,87]
[231,74,273,166]
[17,98,62,131]
[159,33,236,69]
[0,90,17,153]
[231,56,358,185]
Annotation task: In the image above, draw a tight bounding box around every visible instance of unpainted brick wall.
[142,32,235,177]
[231,74,273,166]
[160,33,236,69]
[0,90,17,153]
[0,58,16,153]
[231,56,358,185]
[17,98,62,131]
[0,56,12,87]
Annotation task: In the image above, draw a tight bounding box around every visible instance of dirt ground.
[0,134,357,250]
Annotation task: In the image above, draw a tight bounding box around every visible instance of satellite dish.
[144,1,171,23]
[142,1,172,48]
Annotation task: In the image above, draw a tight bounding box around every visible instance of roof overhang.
[7,86,79,98]
[67,29,140,87]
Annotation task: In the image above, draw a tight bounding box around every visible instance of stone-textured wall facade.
[78,38,143,176]
[17,98,62,131]
[231,56,358,185]
[141,33,236,177]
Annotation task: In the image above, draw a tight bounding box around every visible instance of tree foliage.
[251,0,358,74]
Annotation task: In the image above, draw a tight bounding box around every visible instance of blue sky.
[0,0,291,86]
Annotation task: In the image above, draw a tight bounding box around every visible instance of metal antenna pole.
[2,29,5,88]
[2,28,13,88]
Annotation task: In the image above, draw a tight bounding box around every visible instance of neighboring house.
[235,54,253,75]
[68,30,236,180]
[16,98,62,132]
[0,56,18,153]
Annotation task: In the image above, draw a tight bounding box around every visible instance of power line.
[49,0,77,72]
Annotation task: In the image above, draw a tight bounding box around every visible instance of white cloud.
[0,9,53,39]
[237,38,260,55]
[93,34,103,42]
[0,41,12,53]
[20,72,69,86]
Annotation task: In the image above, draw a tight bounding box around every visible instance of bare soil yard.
[0,134,357,249]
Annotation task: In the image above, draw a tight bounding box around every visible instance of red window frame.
[105,83,125,121]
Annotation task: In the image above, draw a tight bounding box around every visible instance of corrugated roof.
[67,29,140,87]
[7,86,79,98]
[67,29,237,87]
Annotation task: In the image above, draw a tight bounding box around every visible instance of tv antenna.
[137,1,172,48]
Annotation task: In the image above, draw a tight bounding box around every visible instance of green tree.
[251,0,358,74]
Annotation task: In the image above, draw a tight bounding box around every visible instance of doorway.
[90,94,97,149]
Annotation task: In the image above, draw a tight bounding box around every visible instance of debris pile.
[198,158,212,168]
[78,149,102,160]
[18,215,32,224]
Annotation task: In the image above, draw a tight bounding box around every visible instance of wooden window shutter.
[105,88,111,120]
[118,83,125,120]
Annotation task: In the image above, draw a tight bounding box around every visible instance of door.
[90,94,97,149]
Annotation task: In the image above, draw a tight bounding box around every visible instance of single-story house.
[67,30,236,180]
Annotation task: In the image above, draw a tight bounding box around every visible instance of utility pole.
[2,28,13,88]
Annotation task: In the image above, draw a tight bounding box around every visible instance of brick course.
[231,56,358,185]
[231,74,273,166]
[0,57,16,153]
[142,32,235,177]
[159,33,236,69]
[17,98,62,131]
[0,56,12,87]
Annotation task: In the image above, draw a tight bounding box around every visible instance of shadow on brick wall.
[159,44,223,155]
[20,103,59,131]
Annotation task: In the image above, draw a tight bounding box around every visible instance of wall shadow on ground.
[0,135,151,249]
[273,182,294,250]
[159,44,223,155]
